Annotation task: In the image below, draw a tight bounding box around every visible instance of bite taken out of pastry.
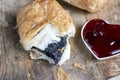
[17,0,76,65]
[63,0,109,13]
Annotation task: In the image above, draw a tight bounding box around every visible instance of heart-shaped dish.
[81,19,120,60]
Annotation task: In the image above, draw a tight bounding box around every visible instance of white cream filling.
[30,23,71,65]
[58,39,70,65]
[30,40,70,65]
[34,23,60,50]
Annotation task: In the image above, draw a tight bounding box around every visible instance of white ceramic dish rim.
[81,19,120,60]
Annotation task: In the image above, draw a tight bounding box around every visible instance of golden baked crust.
[57,67,69,80]
[63,0,109,12]
[17,0,73,43]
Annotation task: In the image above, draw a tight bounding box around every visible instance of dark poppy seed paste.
[33,37,67,63]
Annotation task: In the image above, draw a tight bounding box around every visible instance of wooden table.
[0,0,120,80]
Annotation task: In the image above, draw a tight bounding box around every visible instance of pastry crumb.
[57,67,69,80]
[72,62,85,70]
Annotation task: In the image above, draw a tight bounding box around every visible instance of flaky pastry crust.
[17,0,75,49]
[63,0,109,12]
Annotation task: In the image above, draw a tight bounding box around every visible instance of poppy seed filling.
[32,37,67,63]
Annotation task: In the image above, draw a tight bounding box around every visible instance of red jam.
[83,19,120,58]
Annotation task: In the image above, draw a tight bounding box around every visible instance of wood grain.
[0,0,120,80]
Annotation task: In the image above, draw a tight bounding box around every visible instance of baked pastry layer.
[17,0,75,65]
[63,0,109,12]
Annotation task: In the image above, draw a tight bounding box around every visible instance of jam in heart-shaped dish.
[81,19,120,60]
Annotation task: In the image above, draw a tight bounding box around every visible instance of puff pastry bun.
[17,0,75,65]
[63,0,109,12]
